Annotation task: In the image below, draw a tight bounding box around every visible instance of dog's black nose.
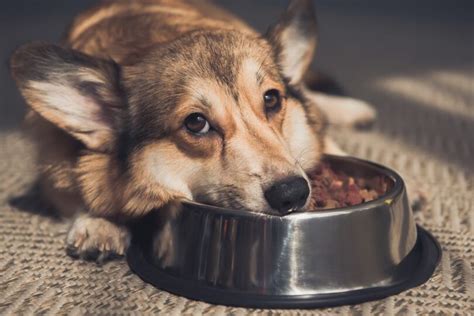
[264,176,310,215]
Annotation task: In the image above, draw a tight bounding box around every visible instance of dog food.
[307,162,389,210]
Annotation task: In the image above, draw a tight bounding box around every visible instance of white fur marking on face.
[283,104,320,170]
[241,58,261,84]
[227,137,265,175]
[142,146,193,199]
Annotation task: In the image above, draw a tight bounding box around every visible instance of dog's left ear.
[267,0,317,85]
[10,42,123,152]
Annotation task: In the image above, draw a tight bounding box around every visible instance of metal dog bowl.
[127,155,440,308]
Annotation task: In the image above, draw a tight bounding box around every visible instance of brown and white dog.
[10,0,376,262]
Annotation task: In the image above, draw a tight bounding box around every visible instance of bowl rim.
[180,155,405,219]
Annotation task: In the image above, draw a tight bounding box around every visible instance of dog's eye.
[184,113,211,135]
[263,89,282,113]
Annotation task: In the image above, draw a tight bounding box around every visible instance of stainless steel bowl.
[127,155,440,308]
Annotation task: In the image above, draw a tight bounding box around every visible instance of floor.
[0,1,473,314]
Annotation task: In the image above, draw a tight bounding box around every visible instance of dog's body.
[11,0,376,262]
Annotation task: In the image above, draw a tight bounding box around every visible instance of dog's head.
[11,0,325,216]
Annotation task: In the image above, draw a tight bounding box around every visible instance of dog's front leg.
[66,214,130,263]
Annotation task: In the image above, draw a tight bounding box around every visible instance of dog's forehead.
[185,57,279,102]
[149,32,277,85]
[176,32,280,91]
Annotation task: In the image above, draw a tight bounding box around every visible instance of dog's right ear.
[10,42,123,152]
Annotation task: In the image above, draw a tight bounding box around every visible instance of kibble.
[307,162,390,210]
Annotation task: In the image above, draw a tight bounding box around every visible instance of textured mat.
[0,68,473,315]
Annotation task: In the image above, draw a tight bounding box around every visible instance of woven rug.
[0,68,473,315]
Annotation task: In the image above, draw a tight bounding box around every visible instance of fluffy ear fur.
[267,0,317,85]
[10,42,123,152]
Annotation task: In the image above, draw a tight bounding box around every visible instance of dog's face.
[11,0,325,215]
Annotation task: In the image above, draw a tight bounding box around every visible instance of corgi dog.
[10,0,376,262]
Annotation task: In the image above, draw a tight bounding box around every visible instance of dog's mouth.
[195,196,249,212]
[190,174,312,215]
[191,192,307,215]
[192,186,251,212]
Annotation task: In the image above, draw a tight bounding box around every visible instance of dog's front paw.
[66,214,130,263]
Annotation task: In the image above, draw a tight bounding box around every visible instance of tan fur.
[66,213,130,260]
[24,111,84,217]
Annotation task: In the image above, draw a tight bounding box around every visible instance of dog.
[10,0,376,262]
